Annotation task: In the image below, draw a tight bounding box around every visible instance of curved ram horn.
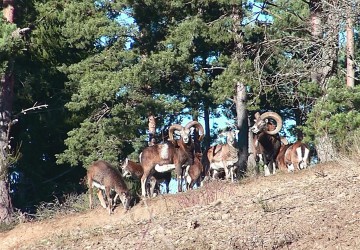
[185,121,205,141]
[168,124,183,141]
[259,112,283,135]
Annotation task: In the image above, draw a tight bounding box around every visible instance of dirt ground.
[1,162,360,250]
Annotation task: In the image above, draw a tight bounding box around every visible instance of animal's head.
[219,130,239,144]
[250,112,283,135]
[169,121,204,144]
[120,158,131,178]
[227,130,239,144]
[119,190,131,210]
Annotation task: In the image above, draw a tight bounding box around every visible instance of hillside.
[1,162,360,250]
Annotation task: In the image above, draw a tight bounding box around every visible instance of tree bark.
[0,0,15,224]
[148,114,156,146]
[231,2,248,177]
[203,104,210,150]
[346,4,355,88]
[235,82,248,177]
[309,0,339,163]
[315,133,337,163]
[247,129,258,175]
[309,0,322,85]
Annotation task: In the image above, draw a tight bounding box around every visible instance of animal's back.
[277,144,292,170]
[207,144,224,162]
[141,142,175,166]
[88,160,126,189]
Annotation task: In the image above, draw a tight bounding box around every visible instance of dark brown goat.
[251,112,283,176]
[140,121,204,197]
[87,160,131,214]
[120,158,171,196]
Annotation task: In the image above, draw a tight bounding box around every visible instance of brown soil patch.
[1,163,360,249]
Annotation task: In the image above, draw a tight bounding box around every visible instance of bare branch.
[19,103,49,115]
[202,66,226,71]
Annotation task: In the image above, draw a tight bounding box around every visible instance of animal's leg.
[212,169,219,179]
[165,179,170,194]
[301,148,310,169]
[105,187,112,215]
[223,161,230,181]
[272,162,276,175]
[113,193,119,207]
[149,176,157,197]
[287,163,295,172]
[264,164,271,176]
[267,159,274,175]
[97,190,107,208]
[181,167,186,192]
[177,174,182,193]
[263,154,271,177]
[88,179,93,209]
[141,172,149,197]
[176,166,183,193]
[186,176,191,190]
[230,166,235,182]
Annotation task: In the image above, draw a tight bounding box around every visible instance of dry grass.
[336,133,360,168]
[1,162,360,250]
[174,180,238,209]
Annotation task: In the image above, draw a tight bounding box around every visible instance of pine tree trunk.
[235,82,248,177]
[309,0,322,85]
[203,104,210,150]
[0,0,15,223]
[231,3,248,177]
[309,0,338,163]
[247,129,258,176]
[148,114,156,146]
[315,133,337,162]
[0,75,14,225]
[346,4,355,88]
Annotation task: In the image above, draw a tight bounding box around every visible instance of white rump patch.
[210,162,225,171]
[92,180,115,192]
[160,144,169,159]
[92,180,106,190]
[296,147,303,163]
[296,146,310,169]
[155,163,175,172]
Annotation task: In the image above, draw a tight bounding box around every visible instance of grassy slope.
[1,162,360,250]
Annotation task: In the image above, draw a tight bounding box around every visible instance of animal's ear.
[174,130,181,136]
[254,112,261,120]
[120,158,128,168]
[265,118,269,123]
